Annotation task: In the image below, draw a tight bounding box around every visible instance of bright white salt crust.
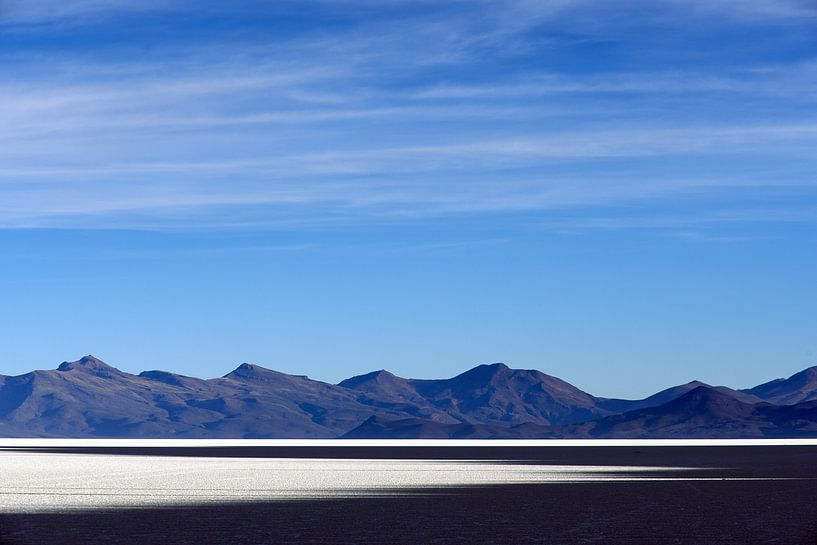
[1,440,812,513]
[0,450,783,513]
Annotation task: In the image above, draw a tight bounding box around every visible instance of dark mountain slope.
[598,381,763,413]
[743,366,817,405]
[341,416,525,439]
[549,386,817,439]
[341,386,817,440]
[208,363,421,437]
[0,356,442,438]
[338,370,459,423]
[405,363,609,426]
[3,356,817,438]
[0,356,201,437]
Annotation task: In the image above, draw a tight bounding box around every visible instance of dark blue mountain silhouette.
[1,355,816,438]
[742,366,817,404]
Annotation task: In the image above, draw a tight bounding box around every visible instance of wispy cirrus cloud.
[409,62,817,101]
[0,0,186,24]
[669,0,817,20]
[3,0,816,402]
[4,123,817,177]
[0,0,815,234]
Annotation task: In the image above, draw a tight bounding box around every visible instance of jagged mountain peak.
[677,384,726,400]
[743,364,817,404]
[224,362,271,379]
[598,379,764,414]
[790,366,817,382]
[661,385,752,415]
[481,362,510,371]
[57,355,119,375]
[440,362,589,398]
[462,362,510,374]
[223,362,311,383]
[445,362,513,384]
[405,362,602,426]
[339,369,401,389]
[5,356,817,438]
[139,370,205,388]
[139,370,182,383]
[762,366,817,384]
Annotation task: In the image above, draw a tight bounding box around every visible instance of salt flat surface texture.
[0,451,703,513]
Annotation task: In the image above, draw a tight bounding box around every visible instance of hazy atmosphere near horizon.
[1,0,815,399]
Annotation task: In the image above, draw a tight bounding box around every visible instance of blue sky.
[0,0,815,398]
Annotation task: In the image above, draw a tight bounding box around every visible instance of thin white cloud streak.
[3,49,815,146]
[1,169,814,230]
[1,0,814,146]
[1,0,815,231]
[5,0,813,27]
[3,123,817,180]
[410,64,817,100]
[0,69,342,117]
[670,0,817,20]
[0,0,184,24]
[2,105,558,142]
[345,124,817,162]
[7,59,816,108]
[534,206,817,233]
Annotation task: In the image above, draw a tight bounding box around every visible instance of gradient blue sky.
[1,0,815,398]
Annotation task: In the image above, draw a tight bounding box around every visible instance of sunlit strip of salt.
[1,438,817,449]
[0,452,717,513]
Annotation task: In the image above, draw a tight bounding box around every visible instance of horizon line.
[3,438,817,448]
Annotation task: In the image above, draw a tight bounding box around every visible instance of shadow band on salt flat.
[2,481,817,545]
[3,446,817,544]
[5,443,817,466]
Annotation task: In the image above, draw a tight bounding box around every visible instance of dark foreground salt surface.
[1,443,816,544]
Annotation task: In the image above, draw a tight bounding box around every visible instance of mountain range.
[1,355,817,438]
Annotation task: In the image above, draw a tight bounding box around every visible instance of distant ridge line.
[1,356,816,439]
